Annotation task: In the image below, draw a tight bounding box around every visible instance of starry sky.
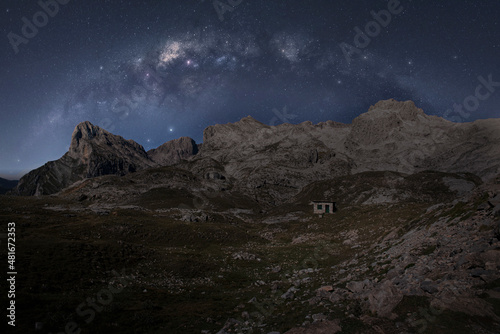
[1,0,499,179]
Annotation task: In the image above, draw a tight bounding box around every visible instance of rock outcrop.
[147,136,198,166]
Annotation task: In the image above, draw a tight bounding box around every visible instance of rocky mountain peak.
[69,121,104,156]
[68,121,147,160]
[240,115,262,123]
[349,99,434,143]
[368,99,423,115]
[72,120,102,139]
[147,136,198,166]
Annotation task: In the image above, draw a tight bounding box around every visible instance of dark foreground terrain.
[1,170,500,334]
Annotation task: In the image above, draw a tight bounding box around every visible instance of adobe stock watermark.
[442,74,499,122]
[250,106,300,146]
[340,0,404,63]
[49,268,133,334]
[211,0,243,22]
[99,63,169,133]
[270,106,297,126]
[7,0,71,55]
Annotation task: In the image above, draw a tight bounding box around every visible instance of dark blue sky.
[1,0,499,179]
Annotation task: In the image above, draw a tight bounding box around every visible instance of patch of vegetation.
[440,201,470,222]
[338,316,368,333]
[479,224,492,232]
[474,278,500,290]
[426,310,499,334]
[394,295,430,316]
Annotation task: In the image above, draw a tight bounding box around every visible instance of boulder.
[366,280,403,319]
[316,286,334,298]
[420,280,439,294]
[346,279,372,294]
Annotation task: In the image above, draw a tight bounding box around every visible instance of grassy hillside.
[1,171,498,333]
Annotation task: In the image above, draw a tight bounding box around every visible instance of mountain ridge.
[12,99,500,197]
[0,177,18,195]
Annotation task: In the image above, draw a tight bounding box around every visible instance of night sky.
[1,0,499,179]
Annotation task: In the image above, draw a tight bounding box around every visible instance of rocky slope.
[346,99,500,178]
[9,169,498,333]
[284,179,500,334]
[210,172,500,334]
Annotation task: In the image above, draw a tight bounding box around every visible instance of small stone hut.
[312,200,336,214]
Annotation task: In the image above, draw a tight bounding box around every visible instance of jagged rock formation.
[194,99,500,203]
[147,137,198,166]
[198,116,353,204]
[346,100,500,178]
[14,122,154,196]
[14,122,201,196]
[68,121,155,175]
[200,100,500,181]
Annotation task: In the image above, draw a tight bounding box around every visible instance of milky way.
[1,0,499,178]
